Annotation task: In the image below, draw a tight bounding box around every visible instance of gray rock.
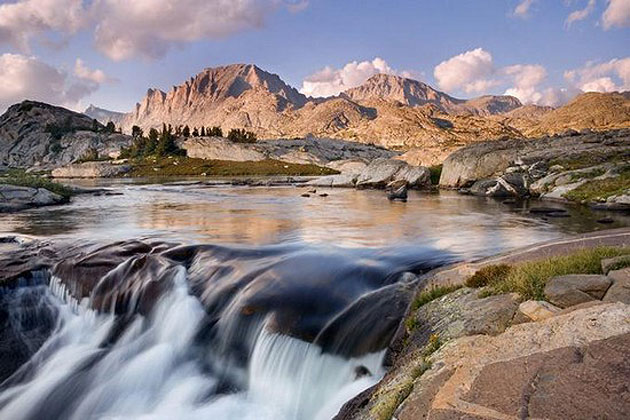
[0,184,66,212]
[51,162,131,178]
[439,130,630,188]
[386,180,408,201]
[545,274,612,308]
[469,173,529,197]
[603,268,630,304]
[0,101,132,169]
[356,158,430,189]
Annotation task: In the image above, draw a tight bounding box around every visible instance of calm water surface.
[1,178,627,261]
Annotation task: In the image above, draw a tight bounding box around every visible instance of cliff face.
[0,101,131,168]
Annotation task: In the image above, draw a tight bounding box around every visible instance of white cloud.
[74,58,112,84]
[91,0,298,61]
[602,0,630,29]
[434,48,499,94]
[0,53,98,112]
[564,57,630,92]
[433,48,577,106]
[513,0,536,18]
[565,0,597,27]
[0,0,305,61]
[0,0,86,51]
[502,64,548,104]
[300,57,399,97]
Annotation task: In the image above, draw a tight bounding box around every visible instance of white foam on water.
[0,268,385,420]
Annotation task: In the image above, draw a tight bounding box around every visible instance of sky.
[0,0,628,113]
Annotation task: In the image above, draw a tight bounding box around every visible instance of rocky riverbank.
[440,129,630,210]
[335,229,630,420]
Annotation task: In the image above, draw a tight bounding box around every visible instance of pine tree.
[192,127,199,137]
[183,125,190,137]
[200,126,206,136]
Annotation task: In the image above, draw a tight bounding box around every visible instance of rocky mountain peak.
[343,73,461,108]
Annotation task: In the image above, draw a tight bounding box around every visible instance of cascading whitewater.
[0,239,451,420]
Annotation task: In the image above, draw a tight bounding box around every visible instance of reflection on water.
[1,180,628,261]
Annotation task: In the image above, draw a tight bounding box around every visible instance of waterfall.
[0,239,447,419]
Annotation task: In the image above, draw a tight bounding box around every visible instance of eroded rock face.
[0,184,66,212]
[51,162,131,178]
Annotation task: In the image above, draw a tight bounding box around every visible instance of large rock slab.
[544,274,612,308]
[0,184,66,212]
[51,161,131,178]
[181,137,267,161]
[603,268,630,304]
[395,303,630,420]
[308,158,431,189]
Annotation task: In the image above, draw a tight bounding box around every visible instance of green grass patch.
[127,157,339,177]
[429,165,442,185]
[410,284,462,311]
[563,166,630,203]
[0,171,74,199]
[478,247,630,300]
[568,167,606,181]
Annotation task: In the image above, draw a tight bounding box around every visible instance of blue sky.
[0,0,628,112]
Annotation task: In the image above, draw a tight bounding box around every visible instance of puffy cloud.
[74,58,112,84]
[502,64,548,104]
[513,0,536,18]
[91,0,299,61]
[433,48,577,106]
[300,57,399,97]
[564,57,630,92]
[0,0,86,51]
[602,0,630,29]
[0,53,99,112]
[0,0,305,61]
[565,0,596,27]
[434,48,499,94]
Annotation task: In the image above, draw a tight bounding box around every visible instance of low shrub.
[465,264,512,288]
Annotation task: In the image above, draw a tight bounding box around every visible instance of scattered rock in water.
[544,274,612,308]
[502,198,517,205]
[319,193,328,197]
[597,216,615,224]
[354,365,372,380]
[386,180,408,201]
[307,189,317,194]
[529,206,568,215]
[0,184,67,212]
[301,193,311,198]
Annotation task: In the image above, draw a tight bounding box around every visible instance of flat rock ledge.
[0,184,66,212]
[51,161,131,178]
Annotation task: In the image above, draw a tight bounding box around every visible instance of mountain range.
[82,63,629,160]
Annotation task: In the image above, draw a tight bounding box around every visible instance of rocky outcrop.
[51,161,131,178]
[439,129,630,207]
[604,268,630,304]
[0,184,66,212]
[0,101,132,169]
[180,136,394,165]
[307,158,431,189]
